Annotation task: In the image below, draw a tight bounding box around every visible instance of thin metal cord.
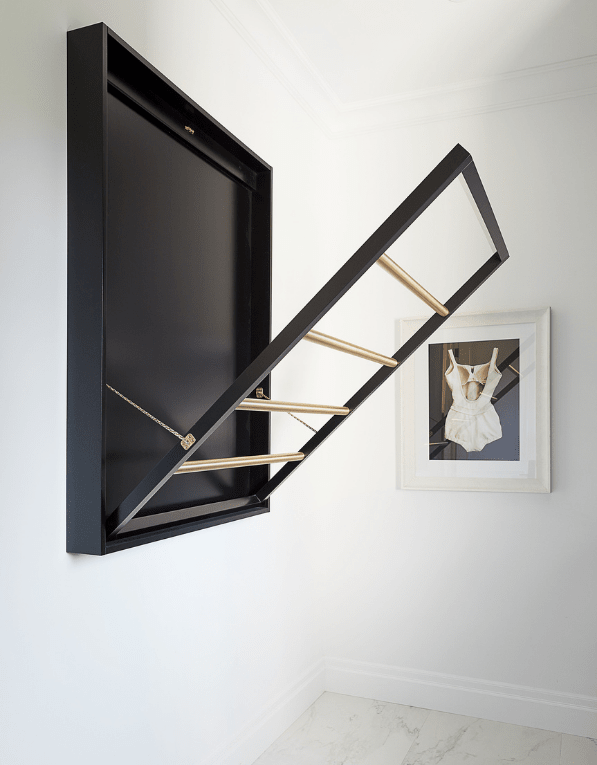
[106,383,318,441]
[257,391,318,434]
[106,384,184,440]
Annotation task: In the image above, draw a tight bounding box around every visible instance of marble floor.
[251,692,597,765]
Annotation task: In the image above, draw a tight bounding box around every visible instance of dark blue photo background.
[428,339,520,461]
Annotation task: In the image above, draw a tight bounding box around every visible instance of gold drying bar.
[237,399,349,416]
[377,253,449,317]
[304,330,398,367]
[176,452,304,474]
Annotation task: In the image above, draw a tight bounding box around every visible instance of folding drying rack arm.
[106,143,509,539]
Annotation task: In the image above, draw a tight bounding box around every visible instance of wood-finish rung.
[377,253,449,316]
[176,452,304,474]
[237,399,349,416]
[304,330,397,367]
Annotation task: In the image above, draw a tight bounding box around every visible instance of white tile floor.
[251,692,597,765]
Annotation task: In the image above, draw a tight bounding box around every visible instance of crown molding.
[339,54,597,111]
[338,82,597,138]
[209,0,338,136]
[253,0,344,109]
[336,55,597,136]
[211,0,597,137]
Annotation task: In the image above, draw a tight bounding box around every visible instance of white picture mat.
[398,308,550,493]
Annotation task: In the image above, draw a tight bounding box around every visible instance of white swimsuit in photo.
[444,347,502,453]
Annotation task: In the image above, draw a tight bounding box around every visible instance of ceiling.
[265,0,596,103]
[215,0,597,133]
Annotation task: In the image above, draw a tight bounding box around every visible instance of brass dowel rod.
[304,330,398,367]
[377,253,449,317]
[237,399,349,416]
[176,452,304,475]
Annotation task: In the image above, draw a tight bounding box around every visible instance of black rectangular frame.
[67,23,273,554]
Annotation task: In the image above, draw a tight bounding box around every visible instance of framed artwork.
[399,308,550,492]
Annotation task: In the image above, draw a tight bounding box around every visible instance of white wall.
[0,2,333,764]
[314,94,597,733]
[2,1,596,762]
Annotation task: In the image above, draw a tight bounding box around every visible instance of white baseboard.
[201,659,325,765]
[325,657,597,739]
[200,657,596,765]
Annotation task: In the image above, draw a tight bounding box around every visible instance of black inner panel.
[105,91,258,516]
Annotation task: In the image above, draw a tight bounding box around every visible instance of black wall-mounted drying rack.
[67,23,509,555]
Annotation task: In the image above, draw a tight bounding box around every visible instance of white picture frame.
[398,308,550,493]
